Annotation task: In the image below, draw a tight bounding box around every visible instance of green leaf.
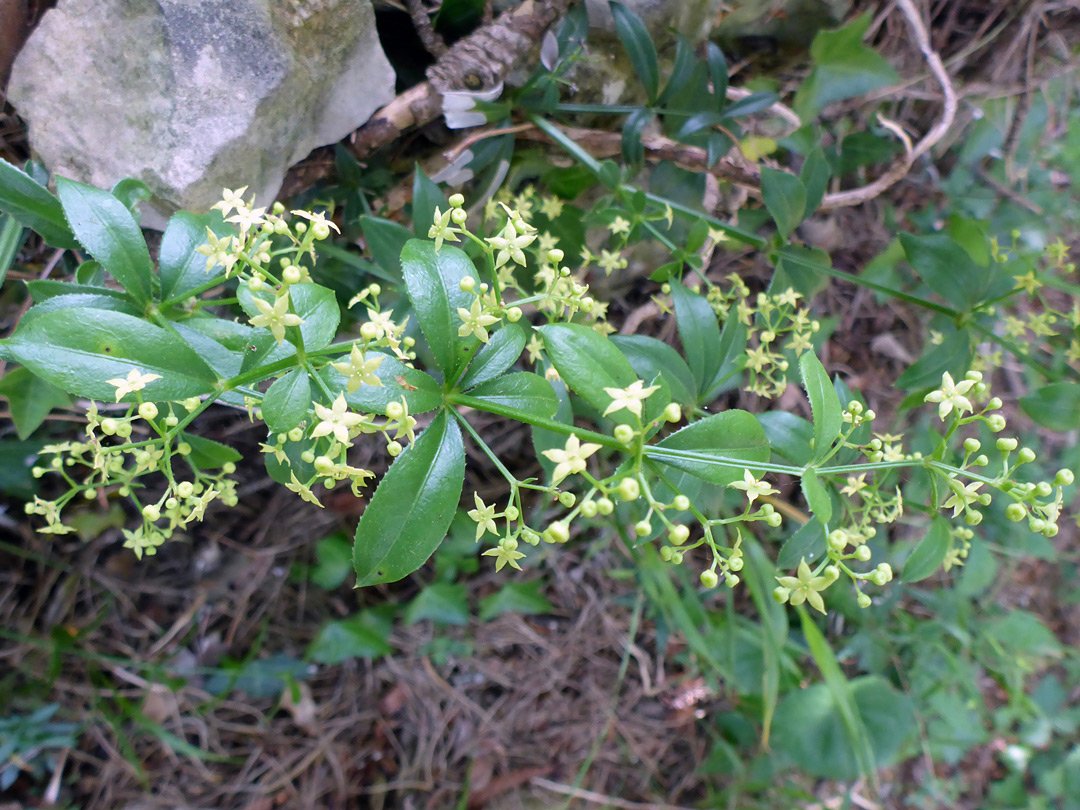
[895,329,971,390]
[1020,382,1080,431]
[308,613,391,664]
[706,42,728,112]
[801,469,832,526]
[0,215,25,289]
[262,369,312,433]
[460,323,526,390]
[777,519,826,569]
[900,232,987,310]
[172,322,243,379]
[19,292,143,329]
[756,411,813,466]
[25,279,132,303]
[609,1,659,103]
[2,308,218,401]
[412,166,448,238]
[611,334,697,407]
[0,158,78,249]
[75,259,104,286]
[793,13,900,120]
[0,367,72,438]
[535,322,638,415]
[479,580,555,620]
[669,277,722,395]
[652,410,770,486]
[354,410,465,586]
[321,352,442,416]
[800,352,843,463]
[901,517,950,583]
[405,583,469,626]
[760,167,807,238]
[56,177,153,305]
[401,239,477,379]
[467,372,558,419]
[772,675,915,780]
[181,432,241,469]
[658,35,697,106]
[159,210,229,302]
[360,215,411,282]
[289,283,340,352]
[800,147,831,216]
[621,109,652,165]
[701,312,748,401]
[309,532,353,590]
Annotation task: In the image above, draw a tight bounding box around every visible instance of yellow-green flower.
[602,380,660,419]
[923,371,975,421]
[776,559,832,614]
[541,434,602,486]
[483,537,526,571]
[467,493,498,541]
[729,469,779,506]
[106,368,162,402]
[457,298,500,343]
[249,292,304,345]
[311,393,366,445]
[331,345,384,392]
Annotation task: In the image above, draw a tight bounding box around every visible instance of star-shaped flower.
[467,493,498,541]
[311,393,366,445]
[487,218,536,269]
[457,298,500,343]
[249,292,304,345]
[942,478,984,517]
[285,473,324,508]
[106,368,162,402]
[776,559,832,614]
[482,538,526,572]
[602,380,660,419]
[331,346,385,392]
[541,434,601,486]
[729,469,779,506]
[923,371,975,421]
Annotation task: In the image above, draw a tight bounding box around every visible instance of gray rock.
[8,0,396,227]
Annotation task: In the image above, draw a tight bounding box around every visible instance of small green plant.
[0,704,78,791]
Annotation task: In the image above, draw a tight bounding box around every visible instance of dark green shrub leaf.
[354,410,465,586]
[901,517,950,583]
[3,308,218,401]
[262,369,312,434]
[609,1,659,102]
[900,232,987,310]
[622,108,652,165]
[479,581,555,620]
[800,147,831,216]
[310,532,353,590]
[895,329,971,390]
[800,352,843,463]
[801,470,832,526]
[56,177,154,305]
[308,613,391,664]
[0,215,24,288]
[611,334,697,407]
[756,411,813,465]
[412,166,448,237]
[535,322,637,415]
[658,35,697,105]
[1020,382,1080,431]
[467,372,558,419]
[0,158,78,249]
[669,277,722,395]
[401,239,478,379]
[652,410,770,486]
[0,367,72,438]
[722,91,777,118]
[289,283,340,352]
[460,323,526,390]
[159,210,230,302]
[405,583,469,626]
[180,433,241,469]
[25,279,132,303]
[19,292,142,330]
[706,42,728,112]
[761,167,807,238]
[777,519,825,568]
[360,215,411,282]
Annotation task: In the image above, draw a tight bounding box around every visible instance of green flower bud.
[828,531,847,552]
[725,573,740,588]
[964,509,983,525]
[283,265,302,285]
[663,402,682,423]
[673,495,691,511]
[1043,523,1059,538]
[505,505,520,521]
[177,442,192,456]
[314,456,334,473]
[223,462,236,474]
[825,565,840,582]
[614,424,635,445]
[987,397,1002,410]
[580,500,597,518]
[617,477,640,502]
[857,593,872,609]
[164,414,179,428]
[766,512,783,527]
[669,525,690,546]
[449,193,465,207]
[854,545,872,561]
[596,497,614,516]
[1017,448,1036,464]
[1054,469,1075,486]
[288,428,305,443]
[634,519,652,537]
[988,414,1007,432]
[974,455,989,466]
[101,418,118,435]
[548,249,564,264]
[1029,518,1047,533]
[558,491,576,508]
[545,521,570,544]
[84,488,98,500]
[177,482,195,499]
[729,556,744,572]
[773,586,790,604]
[671,552,684,565]
[138,402,159,421]
[387,441,403,457]
[963,438,981,454]
[301,450,316,464]
[700,570,719,589]
[1035,482,1053,498]
[660,546,673,561]
[507,307,523,323]
[142,505,161,522]
[459,275,476,293]
[451,208,468,225]
[996,437,1018,452]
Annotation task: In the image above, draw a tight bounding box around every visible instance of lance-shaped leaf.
[460,323,526,390]
[467,372,558,419]
[649,410,770,486]
[800,352,843,463]
[0,158,78,249]
[535,322,638,415]
[354,410,465,586]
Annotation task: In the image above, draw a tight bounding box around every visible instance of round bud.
[987,397,1003,410]
[596,497,614,516]
[974,455,989,466]
[660,546,673,562]
[988,414,1007,432]
[855,545,872,562]
[324,479,336,490]
[669,525,690,546]
[165,497,178,510]
[877,563,893,583]
[700,570,719,589]
[283,265,302,285]
[312,222,331,241]
[617,477,640,502]
[142,505,161,522]
[634,520,652,538]
[522,530,541,546]
[32,467,44,479]
[295,221,307,234]
[1051,468,1072,486]
[863,410,876,421]
[84,488,97,500]
[1017,448,1036,464]
[729,556,744,572]
[386,401,405,420]
[673,495,691,511]
[387,441,403,457]
[505,505,520,521]
[287,428,304,443]
[964,509,983,526]
[580,500,598,518]
[1035,481,1053,498]
[773,587,790,604]
[248,275,264,292]
[857,593,872,609]
[963,438,981,454]
[1043,523,1059,538]
[360,322,380,341]
[368,283,382,296]
[449,193,465,208]
[138,402,159,421]
[663,402,682,423]
[177,482,195,499]
[165,415,179,428]
[222,462,236,474]
[507,307,523,323]
[1005,503,1026,522]
[558,491,576,508]
[671,552,684,565]
[548,249,564,264]
[766,512,783,527]
[828,531,847,552]
[545,521,570,544]
[101,418,118,436]
[996,437,1018,452]
[614,424,635,445]
[459,275,476,293]
[314,456,334,473]
[451,208,468,225]
[825,565,840,582]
